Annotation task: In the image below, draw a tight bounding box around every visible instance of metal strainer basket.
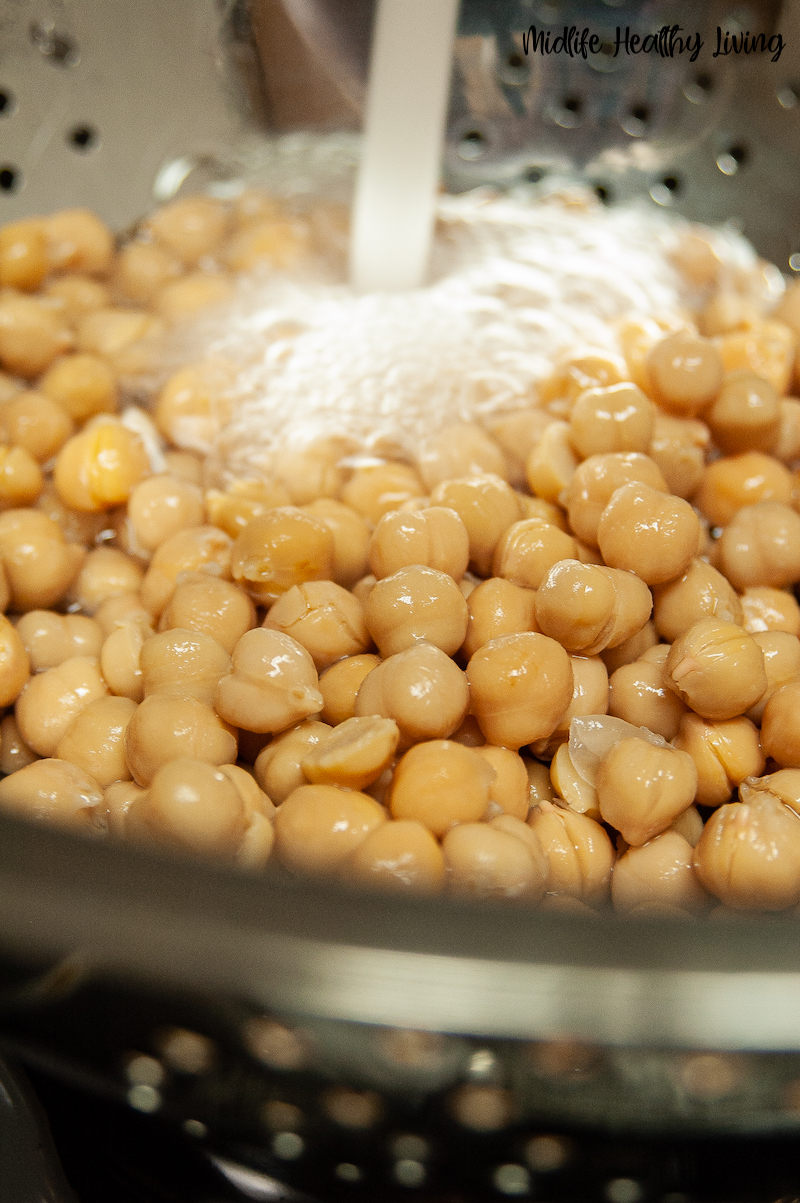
[3,2,800,1200]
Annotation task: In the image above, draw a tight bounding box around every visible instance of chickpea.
[467,632,573,749]
[364,564,468,658]
[44,208,114,275]
[273,438,353,506]
[127,758,249,857]
[146,195,231,266]
[564,451,667,547]
[215,627,322,734]
[516,495,569,529]
[694,452,793,528]
[443,822,545,900]
[104,780,146,837]
[16,656,108,758]
[717,321,795,396]
[223,217,310,272]
[156,271,234,321]
[263,580,369,671]
[94,593,151,638]
[568,382,654,458]
[54,417,148,514]
[43,276,110,325]
[417,423,508,489]
[608,658,687,741]
[142,525,233,617]
[539,349,628,408]
[275,783,385,875]
[139,628,230,706]
[716,501,800,592]
[389,740,494,836]
[746,632,800,723]
[254,720,331,803]
[748,770,800,817]
[163,450,203,486]
[525,421,578,504]
[612,831,709,914]
[40,353,117,423]
[158,574,255,654]
[525,758,555,807]
[0,758,104,829]
[694,791,800,910]
[301,715,399,791]
[648,413,709,499]
[17,611,102,672]
[341,461,423,525]
[475,745,530,820]
[652,559,743,642]
[68,547,143,614]
[0,218,48,290]
[206,479,292,539]
[673,712,764,808]
[491,517,577,591]
[230,508,333,607]
[451,715,486,747]
[0,444,42,509]
[369,506,469,582]
[536,655,609,757]
[349,820,445,893]
[303,499,371,589]
[761,682,800,767]
[646,330,723,414]
[600,620,659,674]
[429,474,523,576]
[319,654,381,726]
[775,398,800,464]
[526,801,613,904]
[125,694,237,786]
[597,482,701,586]
[535,560,652,655]
[596,737,697,846]
[0,296,73,379]
[113,241,183,305]
[352,574,376,605]
[740,587,800,636]
[155,364,233,454]
[354,641,468,745]
[75,308,163,377]
[55,695,138,789]
[486,409,557,488]
[125,474,205,557]
[0,512,79,614]
[706,372,780,454]
[0,391,74,463]
[665,616,767,722]
[462,577,538,660]
[100,618,150,703]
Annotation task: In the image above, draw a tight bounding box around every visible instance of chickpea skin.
[716,502,800,592]
[0,759,104,829]
[364,564,468,658]
[612,831,709,914]
[673,712,764,808]
[596,737,697,846]
[389,740,495,836]
[125,695,237,786]
[666,617,767,721]
[275,784,386,875]
[349,820,445,893]
[354,641,469,745]
[597,482,701,586]
[214,628,323,735]
[467,632,573,749]
[369,506,469,582]
[230,508,334,606]
[263,580,370,671]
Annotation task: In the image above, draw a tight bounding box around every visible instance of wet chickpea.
[699,291,759,338]
[525,421,578,504]
[146,195,231,266]
[44,208,114,276]
[341,461,424,525]
[142,525,233,617]
[364,564,468,658]
[673,712,764,808]
[717,320,795,396]
[526,758,556,807]
[538,655,609,755]
[467,632,573,749]
[716,501,800,591]
[526,801,613,905]
[351,574,376,605]
[207,479,294,538]
[564,452,667,547]
[158,574,255,654]
[647,413,709,499]
[317,654,381,727]
[0,510,84,611]
[597,482,701,586]
[492,517,577,591]
[746,632,800,723]
[516,495,569,529]
[0,714,38,776]
[775,398,800,463]
[451,715,486,747]
[652,559,743,642]
[69,551,141,618]
[230,508,333,607]
[349,820,445,893]
[155,364,233,454]
[125,694,237,786]
[0,391,74,463]
[608,658,687,741]
[0,218,47,291]
[0,758,104,829]
[275,783,385,875]
[140,628,230,705]
[612,830,708,914]
[354,641,468,745]
[95,593,151,638]
[369,506,469,582]
[100,618,150,703]
[430,473,523,576]
[253,719,331,803]
[17,611,102,672]
[214,627,322,734]
[569,382,654,458]
[54,417,149,514]
[125,474,205,555]
[156,271,234,321]
[43,276,110,325]
[694,452,793,528]
[75,308,162,379]
[740,586,800,636]
[113,241,183,305]
[0,445,43,509]
[301,715,399,790]
[646,330,724,414]
[535,560,652,655]
[39,353,117,423]
[487,409,567,489]
[0,613,29,707]
[16,656,108,758]
[272,438,353,506]
[706,372,780,454]
[417,422,508,489]
[600,620,659,674]
[223,216,310,272]
[128,758,249,858]
[666,617,767,721]
[748,770,800,818]
[694,791,800,910]
[443,822,545,900]
[596,737,697,846]
[761,681,800,767]
[0,296,73,379]
[539,349,628,408]
[389,740,494,836]
[104,780,146,836]
[462,577,538,660]
[263,580,370,670]
[56,695,138,789]
[303,499,371,588]
[475,745,530,820]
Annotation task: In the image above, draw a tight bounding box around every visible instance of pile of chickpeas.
[3,196,800,915]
